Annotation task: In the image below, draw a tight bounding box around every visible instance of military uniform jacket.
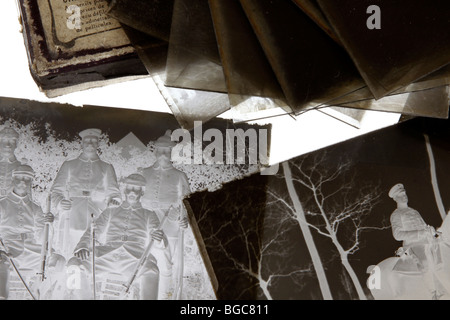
[74,202,162,259]
[140,164,190,211]
[50,153,121,231]
[0,192,45,242]
[391,207,429,247]
[390,206,443,273]
[0,156,21,198]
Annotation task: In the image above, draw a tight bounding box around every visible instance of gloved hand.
[0,250,9,263]
[60,199,72,211]
[107,197,122,208]
[426,225,438,241]
[179,216,188,229]
[43,213,55,224]
[150,229,164,242]
[74,248,90,261]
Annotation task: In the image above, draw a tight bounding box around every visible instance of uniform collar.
[395,206,418,214]
[78,152,100,162]
[152,162,173,170]
[121,201,143,211]
[7,191,31,204]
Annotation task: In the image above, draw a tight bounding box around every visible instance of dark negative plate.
[106,0,175,42]
[209,0,286,104]
[164,0,227,93]
[239,0,366,113]
[317,0,450,99]
[185,115,450,300]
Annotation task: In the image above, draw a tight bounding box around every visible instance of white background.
[0,1,400,165]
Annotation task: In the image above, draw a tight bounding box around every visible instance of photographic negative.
[317,0,450,99]
[0,96,269,300]
[185,115,450,300]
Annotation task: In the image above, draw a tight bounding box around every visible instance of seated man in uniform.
[72,173,167,300]
[0,165,54,299]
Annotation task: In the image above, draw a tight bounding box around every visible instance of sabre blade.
[39,195,52,282]
[121,212,168,298]
[91,213,96,300]
[173,203,187,300]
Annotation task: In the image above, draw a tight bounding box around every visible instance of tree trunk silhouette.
[282,162,333,300]
[280,153,386,300]
[424,134,446,220]
[331,235,367,300]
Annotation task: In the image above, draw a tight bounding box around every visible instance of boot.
[0,261,10,299]
[157,274,173,300]
[140,273,159,300]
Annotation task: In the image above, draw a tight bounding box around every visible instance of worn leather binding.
[17,0,148,97]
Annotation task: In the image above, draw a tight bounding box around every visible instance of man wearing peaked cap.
[0,128,19,139]
[154,129,177,148]
[72,173,166,300]
[78,128,102,139]
[388,183,405,199]
[389,182,447,298]
[390,182,435,254]
[12,164,34,178]
[140,130,190,300]
[0,127,22,199]
[123,173,147,187]
[0,164,54,299]
[50,128,121,258]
